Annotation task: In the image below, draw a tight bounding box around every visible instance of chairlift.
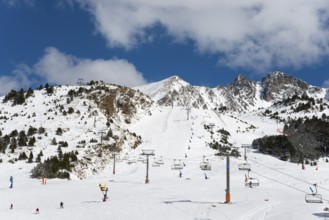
[238,163,251,171]
[127,157,136,165]
[305,184,323,203]
[116,156,123,162]
[153,156,164,166]
[200,156,211,170]
[122,153,128,161]
[245,171,260,187]
[171,159,184,170]
[152,157,161,167]
[137,155,145,162]
[200,162,211,170]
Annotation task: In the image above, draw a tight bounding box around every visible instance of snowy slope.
[1,74,329,219]
[1,105,329,220]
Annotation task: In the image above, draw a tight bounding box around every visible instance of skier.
[10,204,13,209]
[36,208,39,214]
[9,176,13,188]
[103,188,108,202]
[60,201,64,208]
[179,170,182,178]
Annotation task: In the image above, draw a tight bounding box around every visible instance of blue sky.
[1,0,329,95]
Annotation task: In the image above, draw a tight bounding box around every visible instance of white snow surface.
[1,106,329,220]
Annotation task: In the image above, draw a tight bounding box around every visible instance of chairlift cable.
[249,170,329,203]
[247,158,329,193]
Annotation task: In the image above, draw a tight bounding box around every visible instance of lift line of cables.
[230,159,329,202]
[249,169,329,203]
[247,157,329,193]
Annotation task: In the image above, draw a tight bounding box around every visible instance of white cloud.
[0,64,32,96]
[75,0,329,71]
[34,47,147,87]
[323,80,329,88]
[1,0,34,7]
[0,47,146,96]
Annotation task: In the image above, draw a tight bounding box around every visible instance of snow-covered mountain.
[137,72,327,112]
[0,72,328,179]
[1,72,329,220]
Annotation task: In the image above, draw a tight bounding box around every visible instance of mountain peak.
[163,75,189,87]
[261,72,310,101]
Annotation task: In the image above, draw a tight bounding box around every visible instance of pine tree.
[18,152,28,160]
[51,138,57,145]
[9,137,17,153]
[38,126,45,134]
[28,151,34,163]
[27,126,37,136]
[14,88,25,105]
[18,131,27,146]
[35,154,41,163]
[56,127,63,135]
[10,129,18,137]
[28,137,36,146]
[26,87,34,98]
[58,146,63,160]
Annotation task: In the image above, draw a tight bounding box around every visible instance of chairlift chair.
[137,155,145,162]
[171,159,184,170]
[245,177,260,187]
[200,160,211,171]
[305,184,323,203]
[238,163,251,171]
[116,156,123,162]
[200,162,211,170]
[245,171,260,187]
[122,153,128,161]
[152,162,160,167]
[305,194,323,203]
[156,156,164,165]
[152,158,161,167]
[127,157,136,165]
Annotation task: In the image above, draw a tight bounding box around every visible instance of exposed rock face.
[260,72,309,102]
[223,74,258,110]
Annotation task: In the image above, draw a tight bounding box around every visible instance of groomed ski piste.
[1,107,329,220]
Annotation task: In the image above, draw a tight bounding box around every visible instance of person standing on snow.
[103,188,108,202]
[60,201,64,208]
